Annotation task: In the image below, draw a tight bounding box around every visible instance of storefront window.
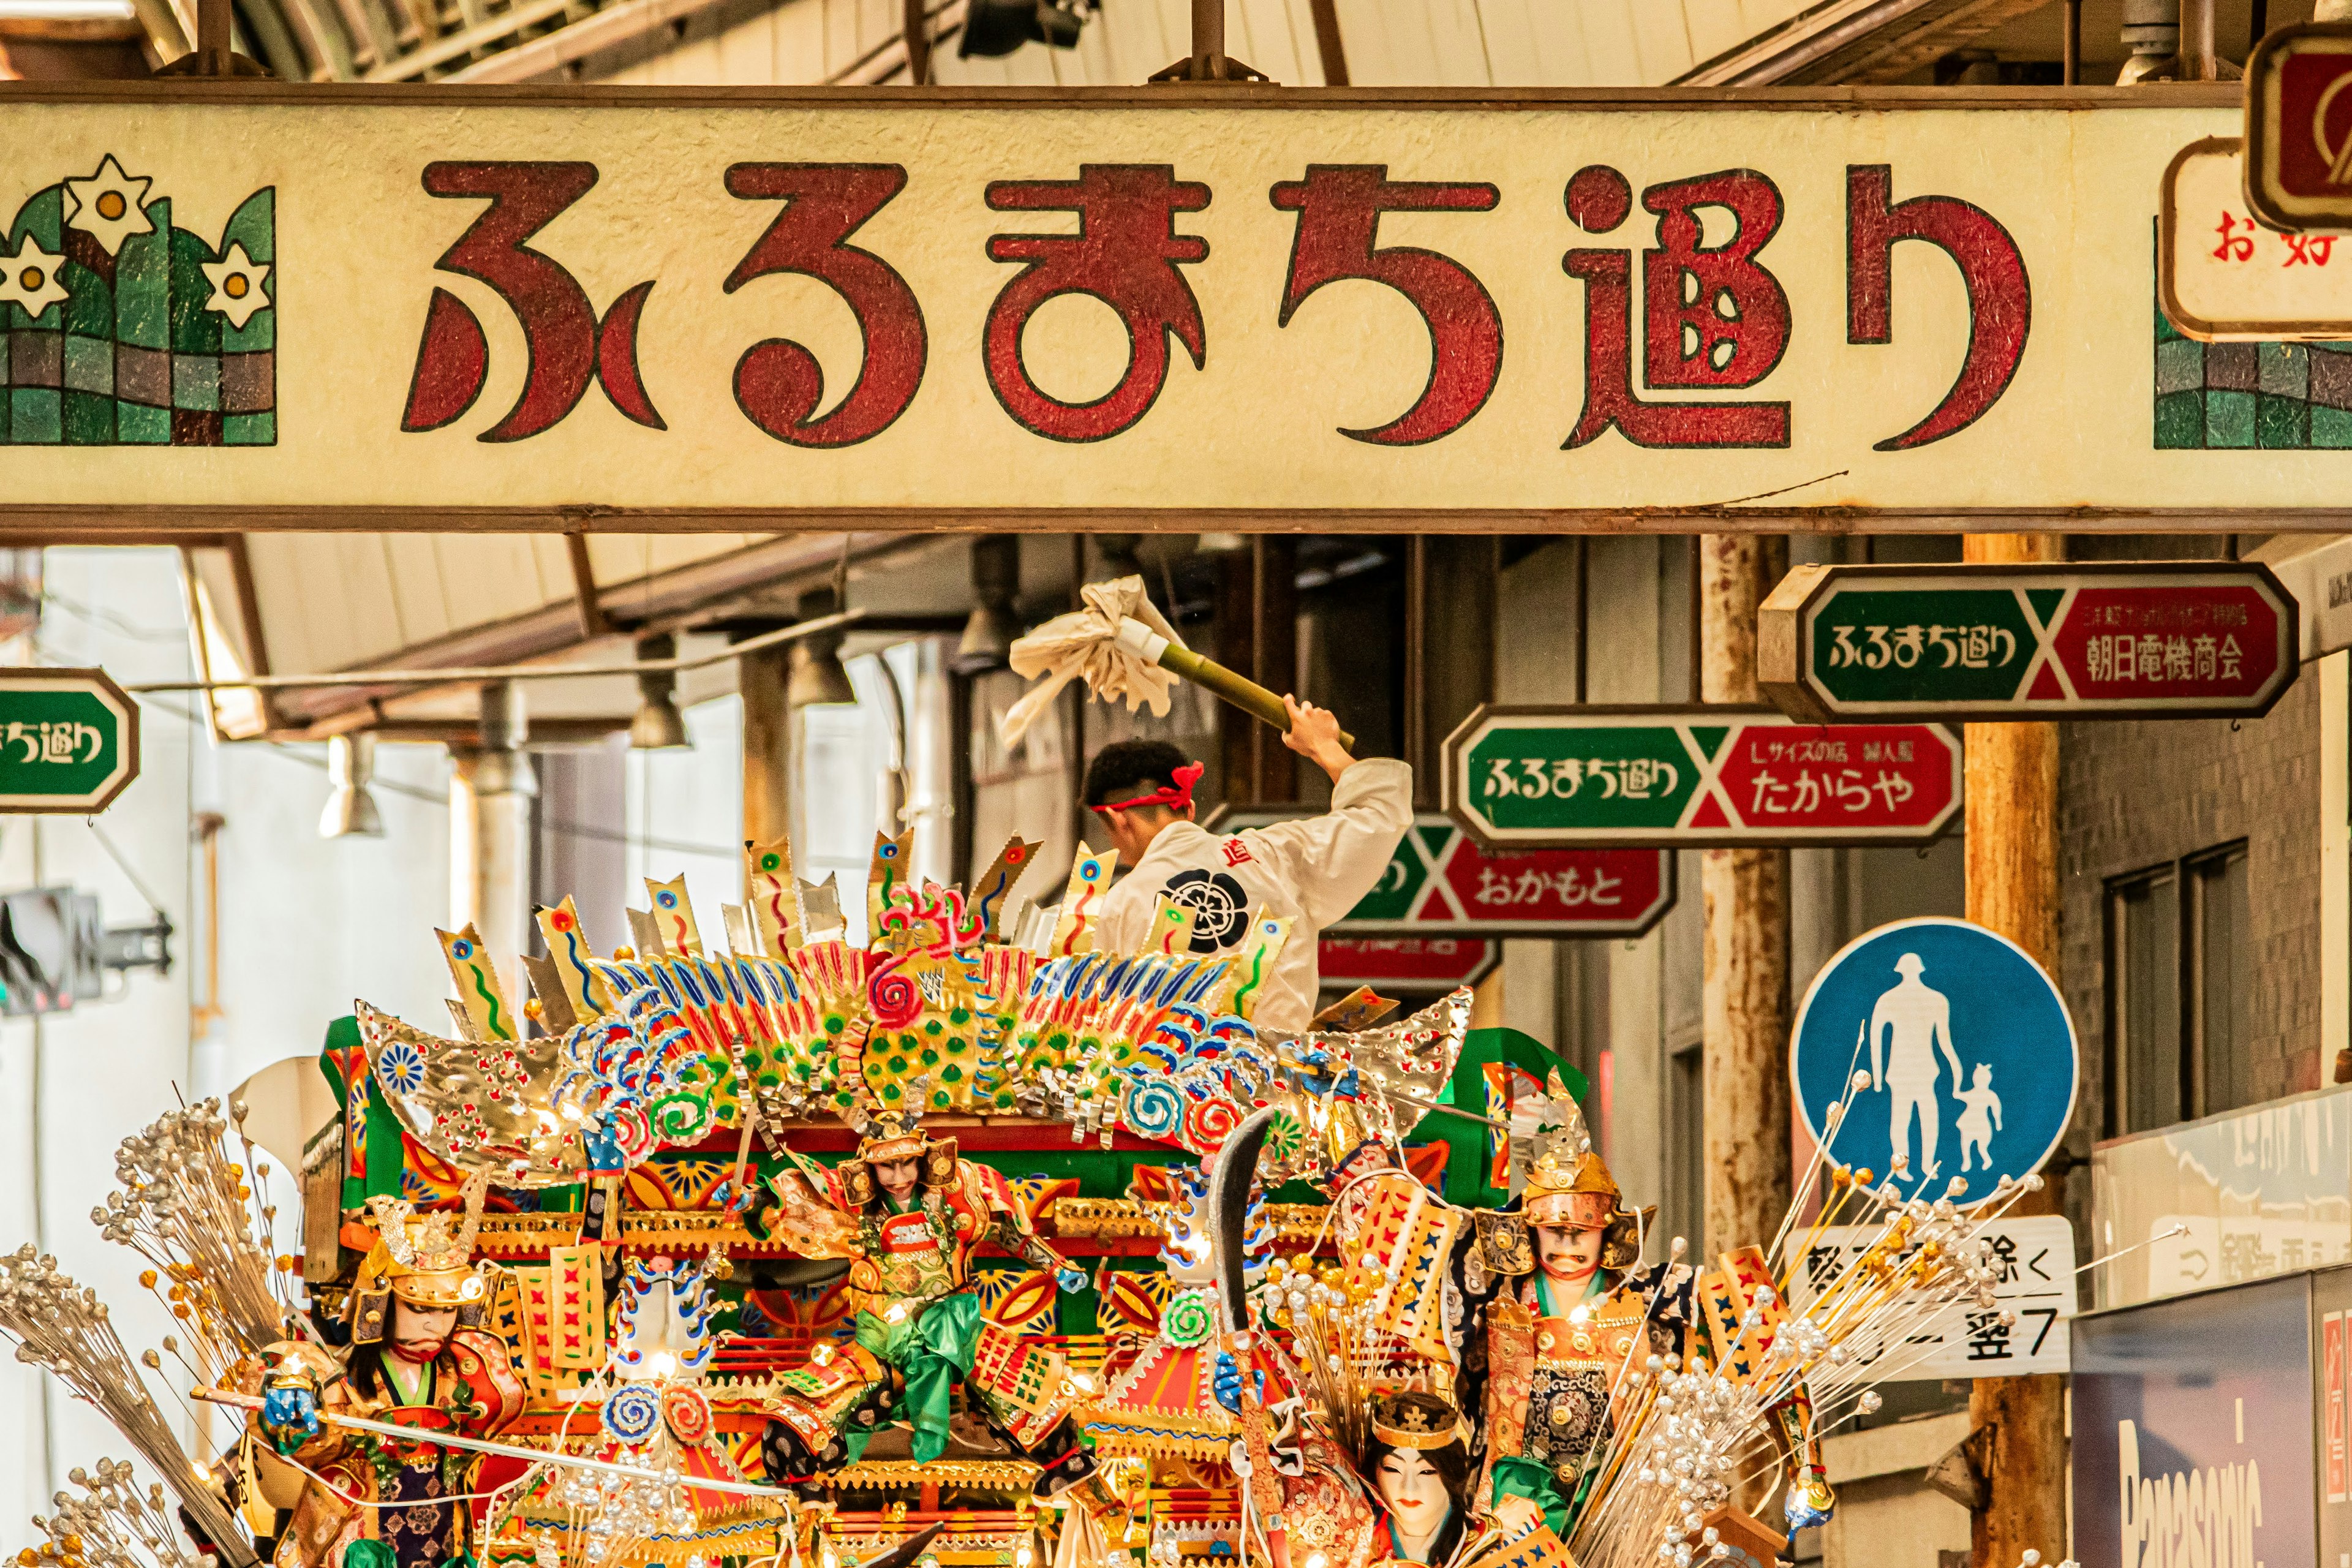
[2104,840,2252,1136]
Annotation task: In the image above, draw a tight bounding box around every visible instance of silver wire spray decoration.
[0,1248,257,1568]
[21,1458,220,1568]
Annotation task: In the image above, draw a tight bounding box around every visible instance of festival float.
[0,584,2074,1568]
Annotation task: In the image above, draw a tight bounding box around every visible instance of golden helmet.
[349,1197,488,1343]
[855,1107,932,1165]
[1520,1141,1629,1234]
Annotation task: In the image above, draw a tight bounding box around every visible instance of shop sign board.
[1758,560,2298,722]
[0,86,2315,532]
[1441,706,1960,849]
[0,668,138,813]
[1790,1215,2075,1380]
[2162,135,2352,341]
[1790,917,2077,1197]
[2247,23,2352,232]
[1216,810,1673,937]
[2073,1274,2318,1568]
[1316,936,1499,995]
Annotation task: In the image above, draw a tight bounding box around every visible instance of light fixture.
[959,0,1085,57]
[318,733,385,839]
[951,534,1022,676]
[788,589,859,709]
[628,633,692,750]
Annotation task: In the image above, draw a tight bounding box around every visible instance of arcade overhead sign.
[0,85,2265,532]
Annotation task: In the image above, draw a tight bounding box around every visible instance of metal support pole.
[1191,0,1224,78]
[450,682,536,982]
[902,0,930,83]
[1962,532,2068,1568]
[2182,0,2217,78]
[1307,0,1347,84]
[1699,534,1791,1264]
[2064,0,2082,84]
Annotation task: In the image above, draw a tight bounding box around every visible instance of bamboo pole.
[1961,530,2068,1567]
[1700,534,1793,1259]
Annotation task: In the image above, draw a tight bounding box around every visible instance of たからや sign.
[0,668,139,813]
[1441,706,1960,848]
[1790,917,2078,1199]
[1758,560,2298,722]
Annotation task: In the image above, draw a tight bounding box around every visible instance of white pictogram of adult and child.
[1856,952,2002,1175]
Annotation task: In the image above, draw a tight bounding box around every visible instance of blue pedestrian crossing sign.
[1790,916,2077,1197]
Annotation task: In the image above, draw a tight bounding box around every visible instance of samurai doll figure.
[750,1109,1097,1494]
[1465,1134,1656,1539]
[247,1199,524,1568]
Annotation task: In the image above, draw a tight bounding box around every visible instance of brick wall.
[2058,668,2323,1145]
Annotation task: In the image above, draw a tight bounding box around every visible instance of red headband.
[1093,761,1204,816]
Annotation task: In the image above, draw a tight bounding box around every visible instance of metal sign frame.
[1758,558,2300,723]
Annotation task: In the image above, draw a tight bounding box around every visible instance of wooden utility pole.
[1700,534,1792,1256]
[1962,532,2067,1567]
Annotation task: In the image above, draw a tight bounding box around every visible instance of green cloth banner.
[1411,1027,1588,1210]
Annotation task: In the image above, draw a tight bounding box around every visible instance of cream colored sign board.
[2162,135,2352,340]
[0,87,2294,527]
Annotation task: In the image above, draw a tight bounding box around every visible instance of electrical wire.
[83,819,171,919]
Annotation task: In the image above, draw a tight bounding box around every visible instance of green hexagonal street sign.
[0,668,140,812]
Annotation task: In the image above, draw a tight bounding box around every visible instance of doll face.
[873,1156,922,1203]
[389,1300,456,1363]
[1533,1223,1604,1284]
[1375,1450,1452,1532]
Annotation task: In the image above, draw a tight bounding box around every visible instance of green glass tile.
[62,333,110,395]
[61,390,111,445]
[2258,392,2310,449]
[116,402,167,444]
[2155,389,2207,448]
[168,228,221,356]
[113,202,168,350]
[219,189,274,353]
[62,261,111,341]
[223,411,273,446]
[4,187,63,333]
[2206,389,2257,448]
[2314,404,2352,448]
[2156,337,2205,398]
[10,388,59,443]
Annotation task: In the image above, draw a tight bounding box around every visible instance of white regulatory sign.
[1789,1214,2078,1381]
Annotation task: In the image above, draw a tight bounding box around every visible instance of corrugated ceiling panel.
[380,533,456,647]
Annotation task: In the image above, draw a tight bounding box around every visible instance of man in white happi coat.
[1085,697,1412,1033]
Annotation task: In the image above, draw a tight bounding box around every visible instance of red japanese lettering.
[722,164,927,448]
[2286,233,2337,268]
[1845,165,2030,452]
[402,161,663,442]
[983,165,1210,443]
[1642,171,1790,392]
[1268,165,1502,445]
[1562,165,1790,450]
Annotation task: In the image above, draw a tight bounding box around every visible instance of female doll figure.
[1364,1393,1473,1568]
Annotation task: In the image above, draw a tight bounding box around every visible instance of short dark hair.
[1084,739,1195,808]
